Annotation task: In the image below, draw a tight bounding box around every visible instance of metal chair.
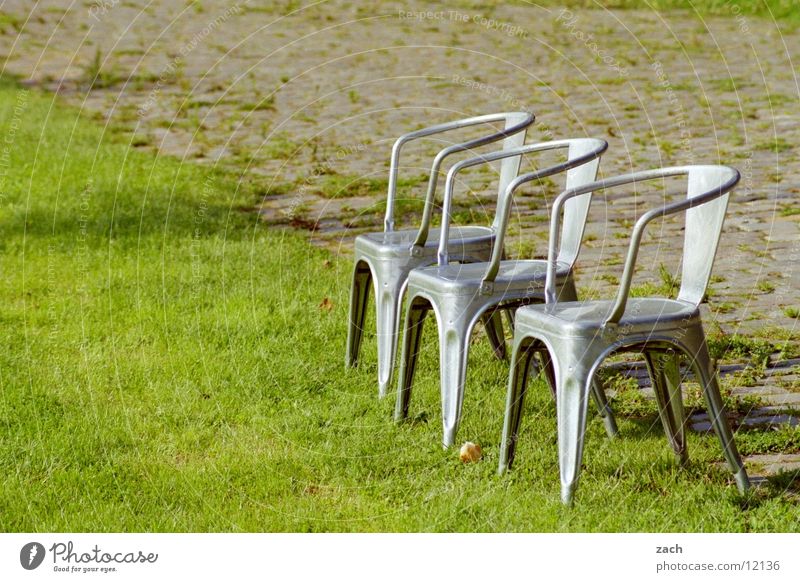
[499,165,750,505]
[394,138,617,447]
[346,112,535,397]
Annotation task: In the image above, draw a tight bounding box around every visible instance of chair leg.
[590,378,619,438]
[394,297,429,421]
[539,349,617,438]
[345,261,372,368]
[375,273,405,398]
[555,344,603,505]
[690,338,750,495]
[482,309,507,360]
[556,275,617,438]
[534,273,574,401]
[503,307,515,333]
[499,338,539,474]
[439,310,476,448]
[539,349,557,398]
[643,349,688,466]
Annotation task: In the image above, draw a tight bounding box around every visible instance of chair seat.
[408,259,572,296]
[355,226,495,259]
[515,297,701,338]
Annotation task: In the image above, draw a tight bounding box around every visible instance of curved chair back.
[381,112,534,239]
[432,138,607,295]
[543,165,739,322]
[680,166,735,305]
[559,140,603,268]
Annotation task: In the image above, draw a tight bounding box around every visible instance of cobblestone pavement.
[1,0,798,479]
[607,354,800,483]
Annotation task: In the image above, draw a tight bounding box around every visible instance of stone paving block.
[759,393,800,406]
[740,414,800,428]
[744,454,800,479]
[730,385,790,397]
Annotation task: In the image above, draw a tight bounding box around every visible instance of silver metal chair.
[346,112,535,397]
[499,165,750,505]
[394,138,616,447]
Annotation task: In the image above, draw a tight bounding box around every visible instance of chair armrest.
[604,166,739,325]
[479,138,607,288]
[542,165,739,326]
[433,137,606,264]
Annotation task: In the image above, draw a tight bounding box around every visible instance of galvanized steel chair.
[499,165,750,505]
[346,112,535,397]
[394,138,616,447]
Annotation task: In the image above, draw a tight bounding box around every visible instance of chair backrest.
[492,118,529,224]
[433,138,608,273]
[543,165,739,323]
[558,140,603,268]
[381,112,534,237]
[679,166,733,305]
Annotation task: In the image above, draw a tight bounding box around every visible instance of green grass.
[707,333,774,366]
[534,0,800,21]
[736,425,800,457]
[755,136,793,153]
[309,173,427,200]
[785,307,800,320]
[779,205,800,217]
[757,280,776,293]
[0,78,798,532]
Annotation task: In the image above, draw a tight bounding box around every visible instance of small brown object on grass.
[459,442,482,463]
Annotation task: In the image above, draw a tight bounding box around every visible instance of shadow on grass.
[0,75,251,244]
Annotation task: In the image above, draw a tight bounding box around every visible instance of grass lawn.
[0,77,798,532]
[541,0,799,21]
